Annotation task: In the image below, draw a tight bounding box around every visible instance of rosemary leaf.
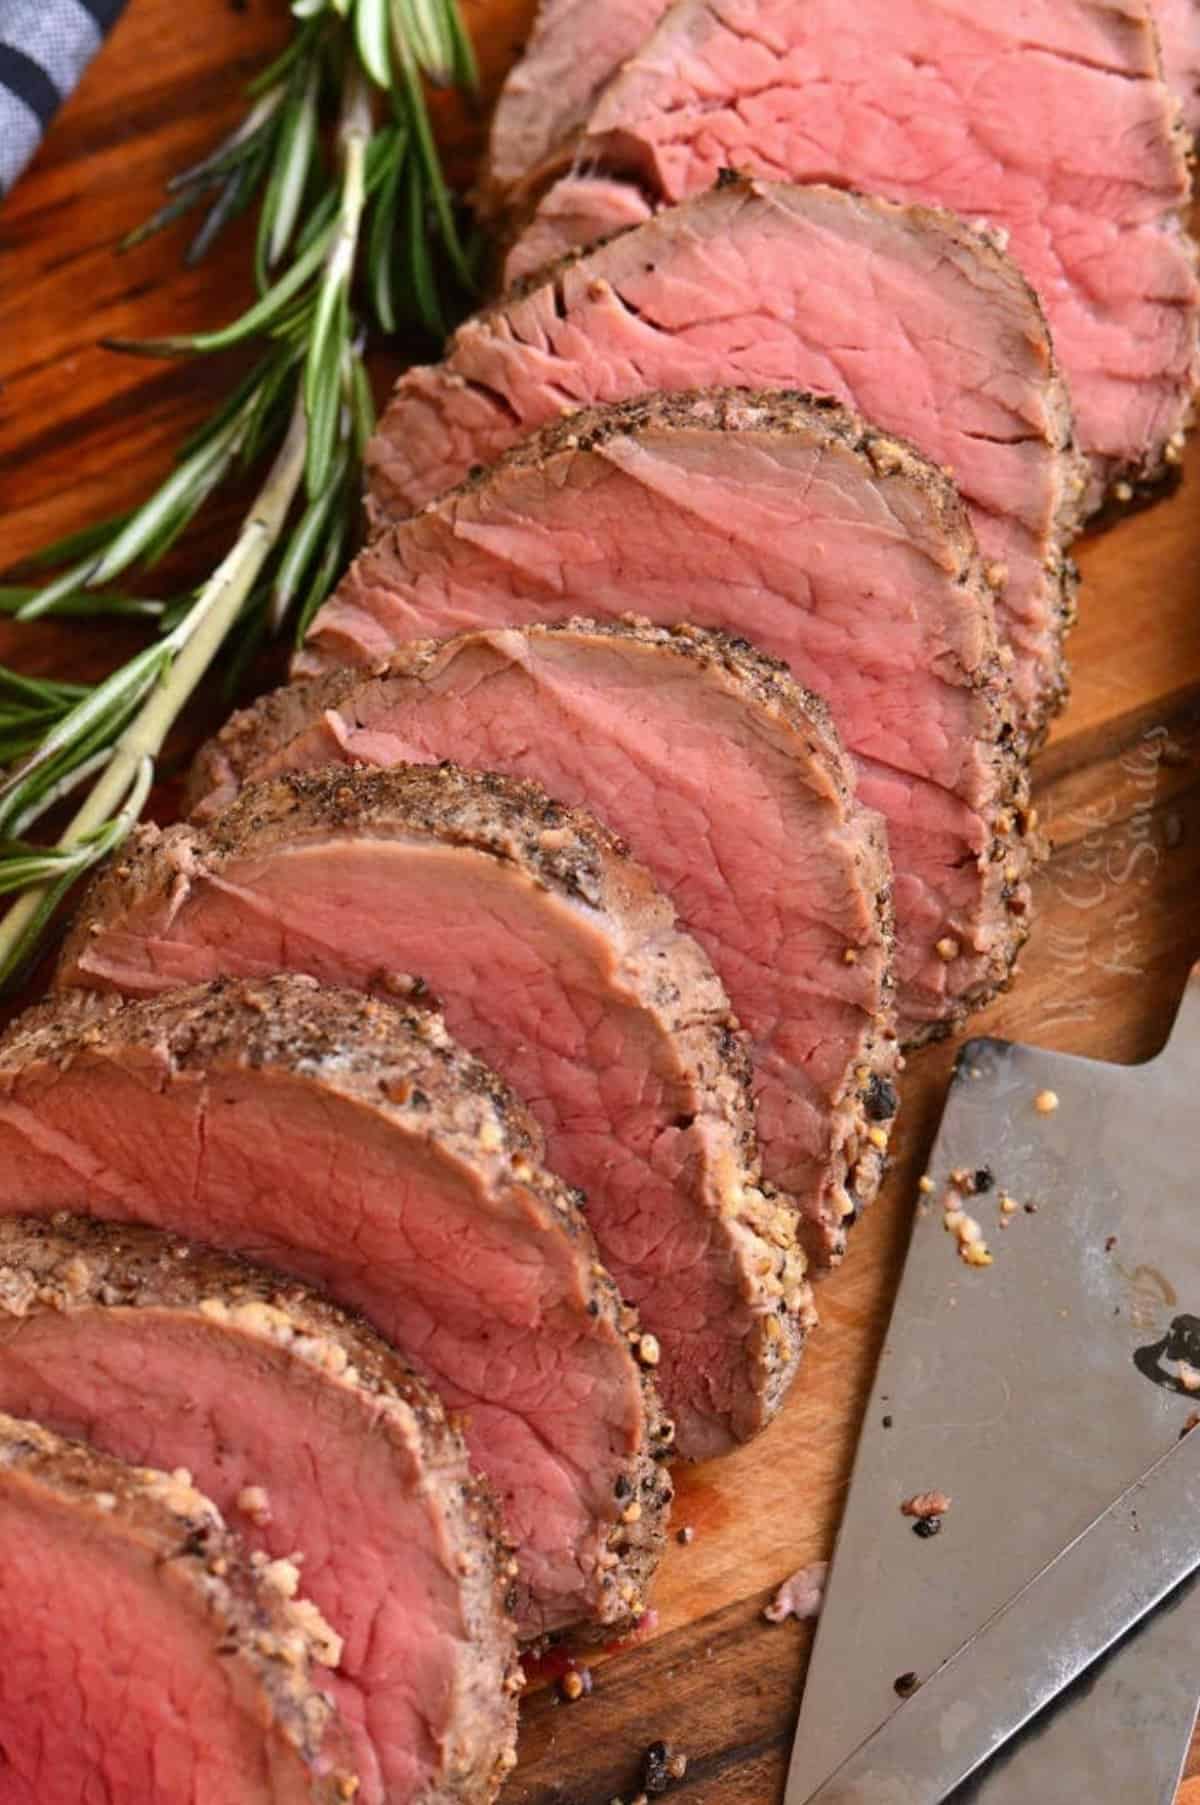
[356,0,392,88]
[0,0,478,987]
[258,58,322,284]
[270,446,348,630]
[107,222,336,358]
[0,587,163,621]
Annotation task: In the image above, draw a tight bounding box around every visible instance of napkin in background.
[0,0,128,196]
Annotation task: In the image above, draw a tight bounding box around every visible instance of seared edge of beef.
[63,769,814,1436]
[0,1213,522,1799]
[348,387,1044,1034]
[527,1,1198,504]
[371,175,1083,739]
[463,390,1042,1032]
[183,618,900,1267]
[3,974,672,1632]
[0,1408,359,1800]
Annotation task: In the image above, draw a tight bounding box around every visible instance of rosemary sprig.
[0,0,477,989]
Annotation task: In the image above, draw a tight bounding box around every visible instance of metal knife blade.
[787,962,1200,1805]
[799,1425,1200,1803]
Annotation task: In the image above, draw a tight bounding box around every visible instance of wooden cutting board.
[2,3,1199,1798]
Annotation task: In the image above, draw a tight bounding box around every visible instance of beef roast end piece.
[0,974,670,1639]
[0,1411,358,1803]
[0,1214,521,1805]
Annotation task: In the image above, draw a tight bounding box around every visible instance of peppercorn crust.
[0,1408,359,1800]
[181,618,900,1267]
[0,1213,522,1800]
[0,973,672,1636]
[58,767,816,1441]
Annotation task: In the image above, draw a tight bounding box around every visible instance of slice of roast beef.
[0,1411,356,1804]
[0,974,670,1639]
[368,181,1082,736]
[55,767,813,1457]
[1157,0,1200,132]
[183,622,898,1268]
[510,0,1199,503]
[483,0,667,214]
[0,1216,520,1805]
[305,391,1039,1040]
[502,174,654,286]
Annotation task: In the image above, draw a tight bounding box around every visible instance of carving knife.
[786,961,1200,1804]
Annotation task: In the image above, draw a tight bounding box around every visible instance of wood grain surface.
[2,3,1199,1799]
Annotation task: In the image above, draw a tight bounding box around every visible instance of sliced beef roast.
[0,1411,356,1804]
[183,623,897,1267]
[1157,0,1200,133]
[503,174,654,286]
[0,975,669,1639]
[304,391,1039,1040]
[484,0,666,212]
[368,181,1082,735]
[56,767,813,1458]
[0,1217,520,1805]
[510,0,1199,502]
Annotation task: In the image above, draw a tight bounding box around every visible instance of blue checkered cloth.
[0,0,128,195]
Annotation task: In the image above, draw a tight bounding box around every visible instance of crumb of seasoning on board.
[1034,1089,1059,1115]
[559,1666,592,1703]
[918,1175,934,1195]
[894,1671,920,1698]
[642,1741,688,1794]
[902,1491,951,1521]
[1105,1235,1118,1252]
[764,1559,829,1624]
[942,1195,993,1266]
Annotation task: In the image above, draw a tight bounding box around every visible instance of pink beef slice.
[0,1411,357,1805]
[483,0,669,213]
[0,974,671,1640]
[0,1216,520,1805]
[369,180,1082,735]
[307,390,1041,1040]
[508,0,1199,504]
[54,768,813,1458]
[1156,0,1200,132]
[184,622,899,1268]
[501,175,655,287]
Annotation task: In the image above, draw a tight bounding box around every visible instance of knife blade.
[800,1424,1200,1803]
[787,961,1200,1805]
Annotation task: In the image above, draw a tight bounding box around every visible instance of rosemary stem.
[0,398,308,984]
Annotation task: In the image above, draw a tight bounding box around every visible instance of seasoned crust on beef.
[445,391,1043,1034]
[182,619,899,1269]
[0,1410,359,1800]
[0,1213,522,1801]
[310,388,1043,1036]
[491,183,1084,737]
[369,178,1084,737]
[189,617,857,822]
[67,768,815,1371]
[2,973,672,1635]
[508,0,1198,504]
